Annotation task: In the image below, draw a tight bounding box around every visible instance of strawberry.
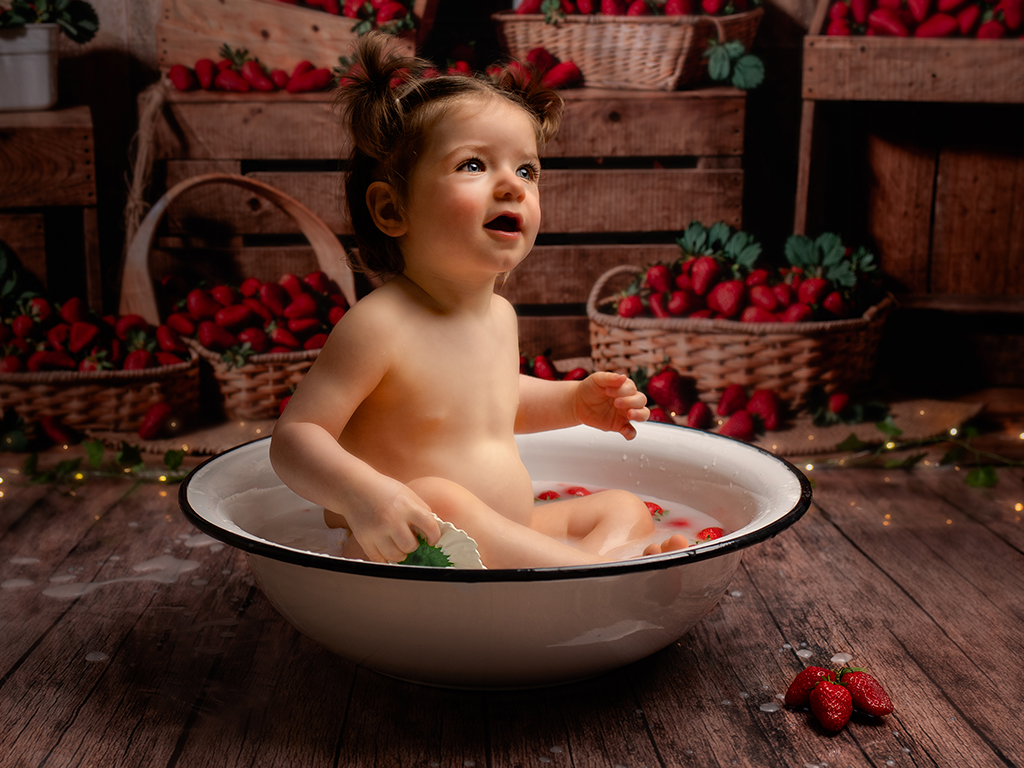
[601,0,627,13]
[241,60,275,91]
[687,401,712,429]
[696,526,724,541]
[155,352,185,367]
[645,501,665,517]
[838,669,894,717]
[11,315,35,339]
[868,7,911,34]
[68,321,100,354]
[376,1,409,23]
[214,68,251,92]
[746,389,782,430]
[114,314,149,341]
[780,303,814,323]
[809,680,853,732]
[850,0,870,22]
[667,290,700,316]
[27,296,53,324]
[744,268,771,287]
[59,296,89,324]
[237,327,269,353]
[649,292,670,319]
[166,312,196,336]
[278,394,292,416]
[243,297,275,325]
[186,289,221,321]
[265,323,301,350]
[719,410,755,441]
[937,0,967,10]
[194,58,217,89]
[771,283,794,308]
[156,324,188,354]
[210,284,240,307]
[908,0,933,22]
[644,264,673,294]
[578,0,597,11]
[565,486,591,496]
[240,277,263,298]
[706,280,745,318]
[1000,0,1023,30]
[197,321,238,352]
[28,350,76,371]
[215,304,257,330]
[617,294,645,318]
[40,415,75,445]
[956,3,981,32]
[976,18,1006,36]
[664,0,694,11]
[797,277,829,306]
[517,0,543,14]
[717,383,747,416]
[689,257,721,296]
[563,367,588,381]
[826,18,852,33]
[648,406,673,423]
[302,270,335,295]
[260,282,291,316]
[828,391,850,415]
[0,355,24,373]
[532,354,559,381]
[526,47,558,76]
[287,317,323,338]
[740,306,778,323]
[914,11,958,35]
[283,293,319,319]
[289,60,315,79]
[123,349,155,370]
[287,67,334,94]
[138,402,174,440]
[784,666,833,707]
[627,0,652,14]
[328,305,347,325]
[168,64,197,91]
[540,61,582,90]
[647,367,691,417]
[304,333,329,350]
[47,323,71,350]
[822,291,851,318]
[748,284,778,312]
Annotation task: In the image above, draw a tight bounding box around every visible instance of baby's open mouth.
[485,214,521,232]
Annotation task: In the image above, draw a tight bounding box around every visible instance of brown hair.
[336,32,563,279]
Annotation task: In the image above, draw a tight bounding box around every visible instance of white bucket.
[0,24,59,112]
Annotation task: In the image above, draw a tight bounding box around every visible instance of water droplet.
[1,578,33,590]
[85,651,109,662]
[730,590,743,597]
[549,746,564,754]
[796,649,813,659]
[8,556,40,565]
[830,652,853,664]
[759,702,781,712]
[721,700,732,706]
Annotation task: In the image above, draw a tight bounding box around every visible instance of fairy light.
[885,441,896,450]
[123,467,132,474]
[158,475,167,483]
[950,427,958,437]
[1014,502,1022,512]
[805,463,814,471]
[74,472,84,481]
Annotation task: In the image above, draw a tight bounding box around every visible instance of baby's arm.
[269,303,440,563]
[516,371,649,440]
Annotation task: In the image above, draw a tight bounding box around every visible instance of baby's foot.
[642,534,690,556]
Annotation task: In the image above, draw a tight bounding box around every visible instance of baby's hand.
[575,371,649,440]
[347,479,442,564]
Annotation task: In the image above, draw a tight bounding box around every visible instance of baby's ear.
[366,181,407,238]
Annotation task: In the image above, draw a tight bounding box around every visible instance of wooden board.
[0,106,96,208]
[0,213,46,287]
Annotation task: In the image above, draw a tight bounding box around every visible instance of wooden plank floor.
[2,445,1022,767]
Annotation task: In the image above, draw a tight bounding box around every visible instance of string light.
[950,427,958,436]
[1014,503,1022,512]
[885,441,896,450]
[74,473,84,481]
[805,463,814,471]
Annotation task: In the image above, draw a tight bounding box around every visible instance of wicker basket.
[119,173,357,421]
[587,265,893,405]
[491,8,763,91]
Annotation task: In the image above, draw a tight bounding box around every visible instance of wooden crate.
[0,105,102,311]
[141,85,746,359]
[801,0,1024,104]
[157,0,437,71]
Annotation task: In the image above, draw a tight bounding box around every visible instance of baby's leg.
[531,491,689,559]
[407,477,609,569]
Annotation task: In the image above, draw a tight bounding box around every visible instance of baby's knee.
[602,489,655,529]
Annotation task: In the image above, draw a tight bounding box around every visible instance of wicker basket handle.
[585,264,643,320]
[119,173,357,325]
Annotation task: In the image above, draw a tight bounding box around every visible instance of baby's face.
[399,95,542,285]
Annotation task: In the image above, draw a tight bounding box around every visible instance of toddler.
[270,33,688,568]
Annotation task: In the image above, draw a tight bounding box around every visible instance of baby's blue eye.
[518,163,540,181]
[460,159,484,172]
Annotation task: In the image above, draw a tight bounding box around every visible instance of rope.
[123,80,167,259]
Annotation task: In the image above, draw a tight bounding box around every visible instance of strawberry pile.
[167,44,336,94]
[824,0,1022,37]
[0,294,191,375]
[521,352,588,381]
[785,665,894,732]
[271,0,419,33]
[503,46,583,90]
[607,222,880,323]
[159,270,349,369]
[517,0,758,19]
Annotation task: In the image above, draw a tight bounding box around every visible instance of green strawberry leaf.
[115,441,143,468]
[731,54,765,90]
[884,452,927,470]
[678,221,709,255]
[815,232,845,266]
[827,261,857,288]
[939,445,965,465]
[708,221,732,251]
[84,439,106,468]
[399,535,453,567]
[164,449,186,471]
[965,465,998,487]
[784,235,815,268]
[723,40,746,59]
[836,433,868,452]
[875,415,903,438]
[706,45,733,83]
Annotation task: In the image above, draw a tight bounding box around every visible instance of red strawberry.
[648,406,673,423]
[303,333,329,350]
[826,18,851,34]
[649,292,670,319]
[822,291,851,318]
[828,391,850,415]
[123,349,155,370]
[197,321,238,352]
[156,324,188,353]
[719,410,755,441]
[706,280,746,318]
[771,283,794,308]
[114,314,149,341]
[540,61,582,90]
[780,303,814,323]
[526,46,558,76]
[283,293,319,319]
[838,669,894,717]
[166,312,196,336]
[908,0,932,21]
[809,680,853,732]
[667,290,700,316]
[674,271,692,291]
[238,326,269,353]
[194,58,217,89]
[717,383,748,416]
[376,1,408,23]
[40,415,75,445]
[744,268,770,287]
[956,3,981,32]
[563,367,588,381]
[47,323,71,350]
[741,306,778,323]
[565,486,591,496]
[243,298,275,325]
[239,277,262,298]
[746,389,782,430]
[58,296,89,324]
[286,67,333,94]
[797,277,830,306]
[27,297,52,324]
[702,0,725,12]
[578,0,597,11]
[689,257,721,296]
[138,402,174,440]
[155,352,185,367]
[259,283,291,317]
[168,64,197,91]
[627,0,652,14]
[210,284,240,307]
[241,60,275,91]
[214,304,257,330]
[278,394,292,415]
[302,270,335,295]
[287,317,323,338]
[617,294,645,318]
[516,0,543,12]
[645,264,673,294]
[532,354,559,381]
[696,526,724,541]
[868,7,911,34]
[12,315,35,339]
[664,0,694,11]
[784,666,833,707]
[328,305,347,325]
[0,355,24,373]
[687,401,712,429]
[28,350,76,371]
[748,284,778,312]
[1000,0,1022,30]
[214,68,251,92]
[186,289,221,321]
[601,0,627,13]
[977,18,1006,36]
[265,324,301,350]
[647,367,691,416]
[68,321,100,354]
[645,501,665,516]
